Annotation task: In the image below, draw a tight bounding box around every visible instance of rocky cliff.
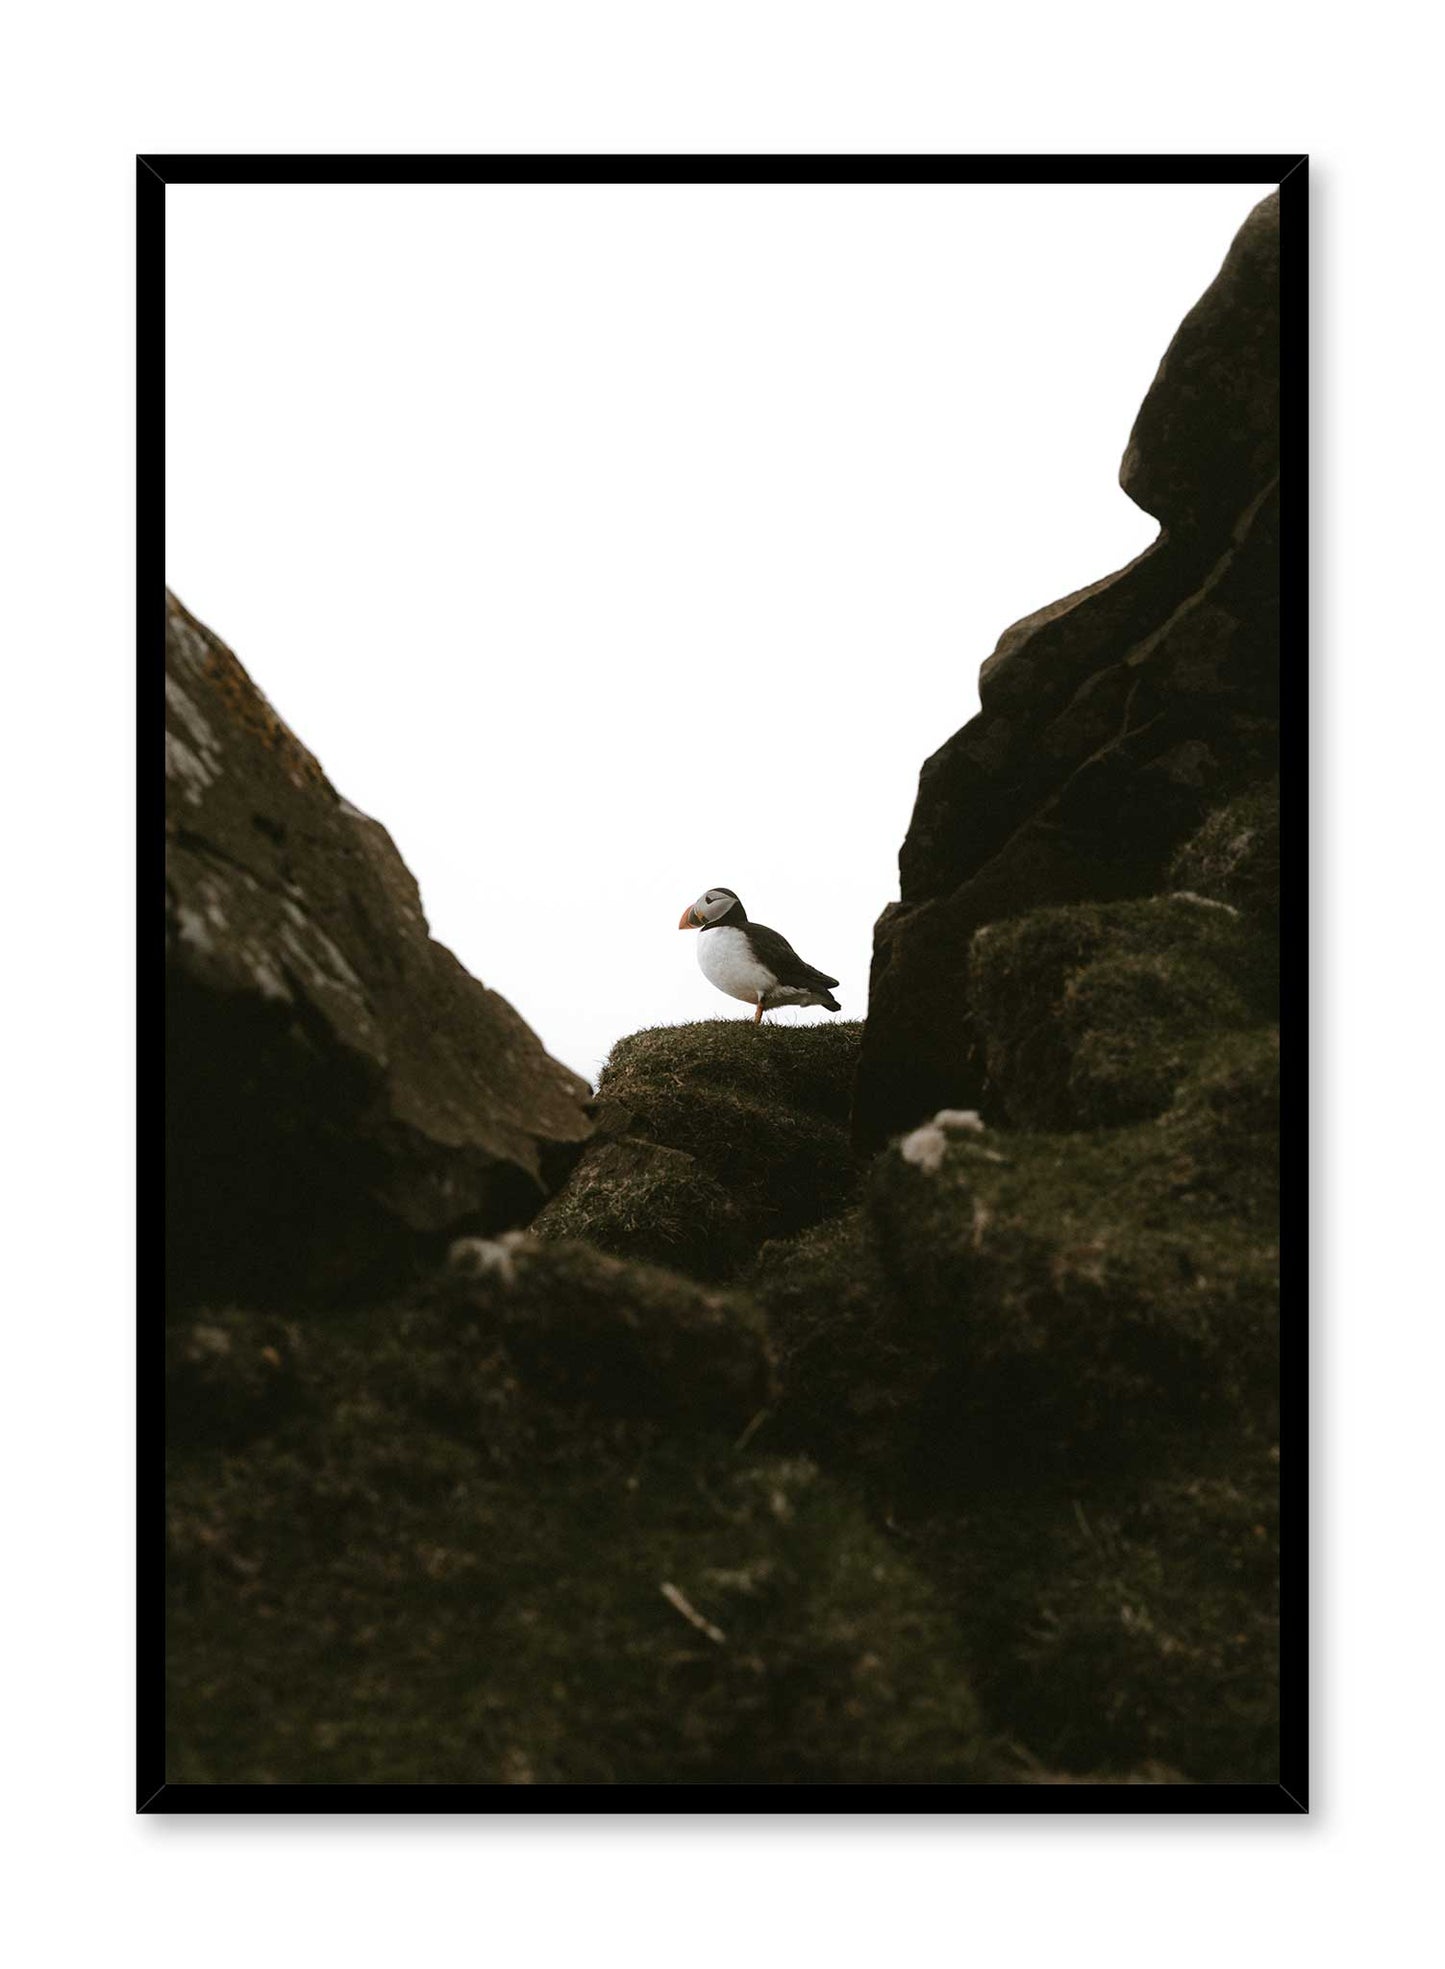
[854,191,1280,1146]
[165,190,1281,1788]
[165,591,593,1305]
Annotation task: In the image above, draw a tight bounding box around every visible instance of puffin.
[678,887,841,1024]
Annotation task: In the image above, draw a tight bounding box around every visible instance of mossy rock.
[752,1014,1278,1489]
[743,1021,1279,1782]
[1169,1026,1280,1212]
[530,1137,750,1279]
[1170,779,1280,932]
[868,1106,1277,1481]
[168,1441,990,1785]
[166,1244,989,1785]
[435,1233,775,1436]
[538,1021,865,1277]
[750,1202,1278,1780]
[969,896,1274,1130]
[600,1020,864,1128]
[748,1211,919,1476]
[914,1437,1280,1783]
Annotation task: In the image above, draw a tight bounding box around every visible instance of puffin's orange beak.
[679,905,701,929]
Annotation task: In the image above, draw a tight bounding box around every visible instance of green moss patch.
[969,896,1275,1129]
[748,1211,920,1477]
[531,1138,749,1279]
[167,1248,989,1785]
[600,1020,864,1127]
[915,1438,1280,1783]
[871,1099,1277,1481]
[437,1233,775,1435]
[536,1021,865,1279]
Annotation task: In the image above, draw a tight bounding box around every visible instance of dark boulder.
[164,591,592,1306]
[1121,191,1281,536]
[533,1021,864,1280]
[854,193,1281,1146]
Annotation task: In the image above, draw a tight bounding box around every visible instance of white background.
[3,3,1440,1966]
[166,178,1268,1080]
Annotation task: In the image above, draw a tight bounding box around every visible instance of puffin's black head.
[678,886,747,930]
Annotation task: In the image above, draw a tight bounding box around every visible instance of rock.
[854,193,1281,1146]
[915,1438,1281,1783]
[1121,192,1281,536]
[1170,779,1281,933]
[967,894,1274,1130]
[748,1210,926,1476]
[432,1232,777,1434]
[534,1022,864,1278]
[164,592,592,1306]
[866,1103,1278,1481]
[601,1019,863,1127]
[758,1028,1278,1495]
[747,1013,1280,1781]
[531,1137,750,1279]
[166,1253,989,1784]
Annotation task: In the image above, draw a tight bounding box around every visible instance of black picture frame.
[143,152,1307,1815]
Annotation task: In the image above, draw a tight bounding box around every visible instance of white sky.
[166,179,1273,1085]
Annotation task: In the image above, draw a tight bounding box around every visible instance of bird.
[677,887,841,1025]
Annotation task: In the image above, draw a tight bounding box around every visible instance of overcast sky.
[166,179,1272,1085]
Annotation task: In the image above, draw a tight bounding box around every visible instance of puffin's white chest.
[698,925,773,1003]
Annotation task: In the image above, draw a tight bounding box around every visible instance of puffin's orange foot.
[753,1000,765,1025]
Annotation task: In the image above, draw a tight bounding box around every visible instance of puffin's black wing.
[746,921,839,991]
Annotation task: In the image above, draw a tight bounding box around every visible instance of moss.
[600,1020,864,1128]
[1171,1026,1281,1213]
[969,896,1274,1130]
[914,1438,1280,1783]
[531,1137,750,1279]
[166,1255,989,1785]
[749,1212,921,1476]
[166,969,1278,1783]
[626,1083,855,1235]
[738,1013,1279,1781]
[868,1110,1277,1483]
[1170,779,1280,931]
[433,1234,776,1436]
[536,1022,865,1276]
[1061,950,1250,1127]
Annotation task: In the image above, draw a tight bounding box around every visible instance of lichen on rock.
[164,591,593,1308]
